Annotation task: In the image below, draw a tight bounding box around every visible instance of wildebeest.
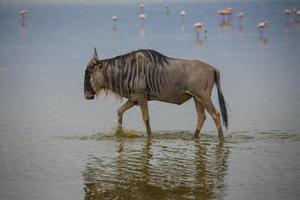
[84,48,228,141]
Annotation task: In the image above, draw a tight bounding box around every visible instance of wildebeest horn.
[93,47,98,59]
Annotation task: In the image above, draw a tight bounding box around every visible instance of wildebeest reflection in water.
[82,139,229,200]
[84,49,228,141]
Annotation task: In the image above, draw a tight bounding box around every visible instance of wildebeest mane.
[103,49,171,66]
[99,49,173,99]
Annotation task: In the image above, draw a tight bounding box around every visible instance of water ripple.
[57,129,300,143]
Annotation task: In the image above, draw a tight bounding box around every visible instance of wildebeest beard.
[84,63,97,99]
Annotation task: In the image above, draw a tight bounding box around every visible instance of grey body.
[151,59,213,104]
[84,49,228,141]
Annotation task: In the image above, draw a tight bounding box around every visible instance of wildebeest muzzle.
[84,78,96,100]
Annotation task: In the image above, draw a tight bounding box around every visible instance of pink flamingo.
[180,10,186,17]
[284,8,293,15]
[193,22,204,30]
[218,9,231,17]
[139,13,146,20]
[112,15,117,25]
[236,12,244,28]
[193,22,206,39]
[193,22,207,50]
[218,8,232,31]
[236,12,244,19]
[236,12,244,33]
[19,9,27,27]
[296,10,300,22]
[218,8,232,22]
[257,20,268,35]
[112,15,117,32]
[139,14,146,43]
[180,10,186,26]
[166,4,170,15]
[19,9,27,17]
[139,13,146,28]
[284,9,293,22]
[140,3,144,14]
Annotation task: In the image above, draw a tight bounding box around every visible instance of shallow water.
[0,0,300,199]
[62,131,300,200]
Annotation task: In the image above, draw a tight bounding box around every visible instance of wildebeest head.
[84,48,104,100]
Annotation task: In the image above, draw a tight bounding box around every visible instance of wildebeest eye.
[98,63,104,69]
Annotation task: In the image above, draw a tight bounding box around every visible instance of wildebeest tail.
[214,69,228,129]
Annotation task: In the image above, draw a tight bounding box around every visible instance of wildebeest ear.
[93,47,99,60]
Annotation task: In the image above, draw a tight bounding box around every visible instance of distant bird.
[139,13,145,41]
[112,16,117,32]
[180,10,186,17]
[284,9,293,22]
[166,4,170,15]
[193,22,207,49]
[219,7,233,15]
[180,10,186,25]
[218,9,230,16]
[257,20,268,35]
[19,9,27,21]
[236,12,244,19]
[139,13,146,20]
[296,10,300,22]
[257,20,268,29]
[194,22,204,29]
[284,9,293,15]
[19,9,27,27]
[140,3,144,14]
[193,22,206,38]
[112,15,117,26]
[218,8,232,30]
[19,9,27,17]
[218,8,232,22]
[139,13,146,27]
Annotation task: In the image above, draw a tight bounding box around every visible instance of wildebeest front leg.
[137,97,152,137]
[117,100,135,130]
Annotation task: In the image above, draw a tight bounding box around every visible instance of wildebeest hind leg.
[117,100,135,130]
[193,97,206,139]
[186,91,224,141]
[201,97,224,141]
